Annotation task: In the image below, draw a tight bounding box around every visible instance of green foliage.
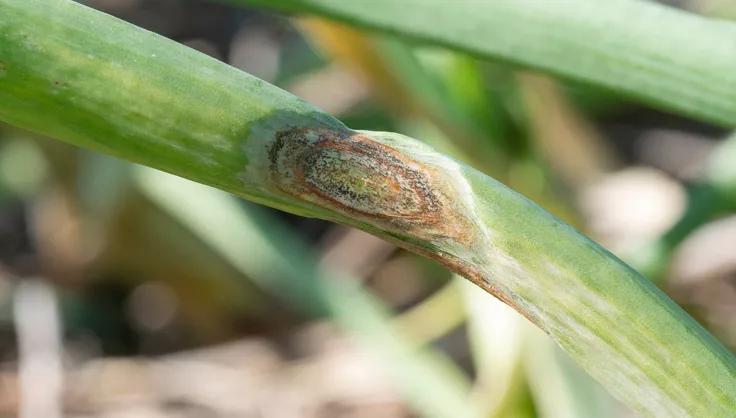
[0,1,735,417]
[242,0,736,127]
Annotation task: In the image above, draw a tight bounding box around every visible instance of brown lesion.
[415,246,542,328]
[268,127,475,247]
[268,127,538,328]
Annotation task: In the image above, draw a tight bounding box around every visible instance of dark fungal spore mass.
[268,127,473,246]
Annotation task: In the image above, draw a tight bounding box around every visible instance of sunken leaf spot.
[268,127,474,246]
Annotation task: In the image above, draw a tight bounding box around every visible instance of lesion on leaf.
[267,127,475,248]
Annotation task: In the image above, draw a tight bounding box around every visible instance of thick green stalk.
[240,0,736,127]
[0,1,734,416]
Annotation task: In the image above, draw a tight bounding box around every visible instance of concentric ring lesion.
[267,127,475,247]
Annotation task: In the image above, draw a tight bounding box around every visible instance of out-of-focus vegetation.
[0,0,734,417]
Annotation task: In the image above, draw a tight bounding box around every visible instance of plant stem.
[0,1,734,416]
